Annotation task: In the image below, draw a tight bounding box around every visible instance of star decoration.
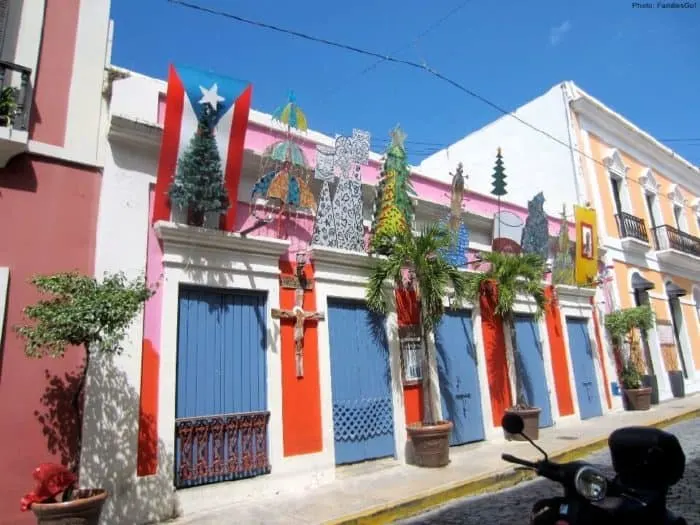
[390,125,407,149]
[199,83,225,111]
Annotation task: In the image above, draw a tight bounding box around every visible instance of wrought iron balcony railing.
[0,61,32,131]
[615,212,649,243]
[652,225,700,258]
[175,411,271,488]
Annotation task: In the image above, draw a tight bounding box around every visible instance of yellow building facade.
[571,89,700,403]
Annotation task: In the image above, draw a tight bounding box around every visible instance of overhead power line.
[167,0,700,211]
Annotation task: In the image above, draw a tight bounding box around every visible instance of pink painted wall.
[137,189,165,475]
[29,0,81,146]
[243,122,575,239]
[0,155,101,525]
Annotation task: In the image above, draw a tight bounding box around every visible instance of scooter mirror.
[502,413,525,434]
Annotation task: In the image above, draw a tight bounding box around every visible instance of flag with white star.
[152,64,253,230]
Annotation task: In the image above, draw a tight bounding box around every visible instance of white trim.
[662,278,697,381]
[571,90,700,197]
[667,184,687,209]
[27,140,104,168]
[603,149,629,179]
[639,168,660,194]
[0,267,8,347]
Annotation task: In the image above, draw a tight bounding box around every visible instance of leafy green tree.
[169,103,230,226]
[15,272,155,474]
[366,224,468,424]
[552,204,575,286]
[464,252,547,408]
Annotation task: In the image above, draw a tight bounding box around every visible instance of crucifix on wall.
[271,252,324,378]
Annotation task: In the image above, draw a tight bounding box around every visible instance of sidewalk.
[170,396,700,525]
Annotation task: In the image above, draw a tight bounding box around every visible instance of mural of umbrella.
[250,91,317,240]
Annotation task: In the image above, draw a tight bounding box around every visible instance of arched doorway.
[631,272,658,404]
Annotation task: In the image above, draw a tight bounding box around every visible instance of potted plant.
[0,86,18,127]
[15,272,154,524]
[464,251,548,441]
[366,224,468,468]
[604,305,655,411]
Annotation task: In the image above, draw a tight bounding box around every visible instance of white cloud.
[550,20,572,46]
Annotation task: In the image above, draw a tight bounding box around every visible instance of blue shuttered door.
[328,299,395,465]
[175,287,268,486]
[565,318,603,420]
[436,310,485,446]
[513,314,553,428]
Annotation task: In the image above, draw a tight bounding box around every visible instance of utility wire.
[317,0,476,104]
[167,0,700,211]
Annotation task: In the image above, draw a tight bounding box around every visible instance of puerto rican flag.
[152,64,252,230]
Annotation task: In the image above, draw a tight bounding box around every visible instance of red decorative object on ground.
[20,464,77,511]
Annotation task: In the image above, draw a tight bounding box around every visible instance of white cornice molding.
[572,96,700,196]
[602,148,629,179]
[154,220,290,260]
[667,184,686,207]
[639,167,659,194]
[109,114,162,149]
[310,245,381,271]
[555,284,597,300]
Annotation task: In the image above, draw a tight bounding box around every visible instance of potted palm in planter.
[604,305,654,411]
[366,224,468,468]
[15,272,154,524]
[464,251,547,441]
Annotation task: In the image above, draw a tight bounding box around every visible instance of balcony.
[652,225,700,271]
[615,212,650,253]
[0,61,32,168]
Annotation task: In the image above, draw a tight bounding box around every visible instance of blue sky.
[111,0,700,166]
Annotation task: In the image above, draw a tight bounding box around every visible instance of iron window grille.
[401,336,423,382]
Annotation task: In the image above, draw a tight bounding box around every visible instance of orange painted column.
[395,288,423,424]
[280,261,322,456]
[544,286,575,416]
[590,298,613,409]
[479,281,512,427]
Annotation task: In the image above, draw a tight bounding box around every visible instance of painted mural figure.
[520,191,549,260]
[438,162,470,267]
[311,129,371,251]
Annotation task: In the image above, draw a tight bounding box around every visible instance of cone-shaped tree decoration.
[521,192,549,260]
[169,103,230,226]
[491,147,507,197]
[552,204,575,285]
[370,126,416,254]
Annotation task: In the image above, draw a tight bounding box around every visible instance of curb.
[324,407,700,525]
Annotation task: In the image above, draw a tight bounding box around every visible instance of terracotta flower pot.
[504,407,541,441]
[31,489,108,525]
[622,387,652,411]
[406,420,453,468]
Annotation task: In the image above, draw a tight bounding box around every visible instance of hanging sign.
[574,206,598,286]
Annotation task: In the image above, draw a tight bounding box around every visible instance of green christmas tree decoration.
[169,103,230,227]
[491,147,507,197]
[552,204,575,285]
[370,125,416,254]
[521,192,549,260]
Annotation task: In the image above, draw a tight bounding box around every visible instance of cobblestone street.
[399,417,700,525]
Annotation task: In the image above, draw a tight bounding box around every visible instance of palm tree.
[366,224,468,425]
[464,251,547,408]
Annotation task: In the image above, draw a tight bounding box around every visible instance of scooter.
[500,413,687,525]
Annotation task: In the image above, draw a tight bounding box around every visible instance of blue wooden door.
[565,317,603,420]
[328,299,395,465]
[436,310,485,446]
[175,287,268,487]
[513,314,553,428]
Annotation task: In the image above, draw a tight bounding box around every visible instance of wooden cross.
[271,287,324,378]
